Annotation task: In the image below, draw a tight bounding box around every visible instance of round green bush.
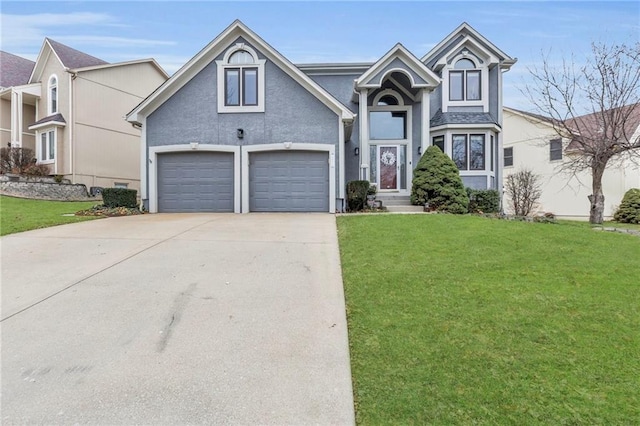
[613,188,640,224]
[410,146,469,214]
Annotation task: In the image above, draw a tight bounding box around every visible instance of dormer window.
[48,75,58,114]
[216,44,265,113]
[449,58,480,101]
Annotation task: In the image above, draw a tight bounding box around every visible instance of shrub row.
[102,188,138,209]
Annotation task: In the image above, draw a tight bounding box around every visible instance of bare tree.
[504,168,542,216]
[523,41,640,224]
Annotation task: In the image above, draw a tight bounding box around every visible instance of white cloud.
[0,12,174,58]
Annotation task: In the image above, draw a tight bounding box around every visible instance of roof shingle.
[46,38,108,69]
[0,51,35,88]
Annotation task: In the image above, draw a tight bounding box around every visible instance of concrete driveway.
[1,214,354,425]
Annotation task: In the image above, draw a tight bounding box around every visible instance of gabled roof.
[28,113,67,130]
[504,106,557,127]
[127,20,355,124]
[422,22,516,71]
[71,58,169,79]
[565,103,640,148]
[0,51,35,88]
[29,38,108,83]
[355,43,440,89]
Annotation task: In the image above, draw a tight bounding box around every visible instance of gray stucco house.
[126,20,516,213]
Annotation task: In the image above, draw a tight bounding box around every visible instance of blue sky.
[1,1,638,110]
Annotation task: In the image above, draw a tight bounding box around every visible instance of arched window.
[223,48,258,107]
[48,75,58,114]
[377,95,399,106]
[449,58,481,101]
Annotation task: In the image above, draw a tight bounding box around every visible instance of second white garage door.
[249,150,330,212]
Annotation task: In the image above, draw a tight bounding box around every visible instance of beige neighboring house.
[0,39,168,191]
[502,106,640,220]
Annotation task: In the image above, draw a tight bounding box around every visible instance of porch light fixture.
[237,128,244,139]
[354,147,359,156]
[418,146,422,155]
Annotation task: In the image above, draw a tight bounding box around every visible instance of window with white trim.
[504,147,513,167]
[452,134,485,171]
[449,59,481,101]
[38,129,55,163]
[216,44,265,113]
[48,75,58,114]
[550,138,563,161]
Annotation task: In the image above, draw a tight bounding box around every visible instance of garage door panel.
[249,150,329,212]
[157,151,234,213]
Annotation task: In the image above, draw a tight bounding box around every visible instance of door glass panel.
[379,146,398,190]
[369,144,377,183]
[400,145,407,190]
[370,111,406,140]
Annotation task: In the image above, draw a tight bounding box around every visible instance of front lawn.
[338,214,639,425]
[0,195,101,236]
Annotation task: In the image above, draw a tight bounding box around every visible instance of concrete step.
[376,195,411,206]
[385,205,425,213]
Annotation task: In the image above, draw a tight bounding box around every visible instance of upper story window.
[449,58,481,101]
[369,90,409,140]
[48,75,58,114]
[550,138,563,161]
[216,44,265,113]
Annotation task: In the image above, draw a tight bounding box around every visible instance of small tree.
[613,188,640,224]
[411,146,469,214]
[504,168,542,216]
[524,41,640,224]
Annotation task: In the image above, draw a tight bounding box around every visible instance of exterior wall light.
[354,147,359,156]
[237,128,244,139]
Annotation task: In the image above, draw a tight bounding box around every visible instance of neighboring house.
[126,20,515,213]
[502,106,640,220]
[0,39,168,191]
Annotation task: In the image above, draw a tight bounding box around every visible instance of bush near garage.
[346,180,371,212]
[410,145,469,214]
[102,188,138,209]
[613,188,640,224]
[467,188,500,213]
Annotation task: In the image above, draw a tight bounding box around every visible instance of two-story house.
[503,106,640,220]
[0,38,168,191]
[126,20,515,212]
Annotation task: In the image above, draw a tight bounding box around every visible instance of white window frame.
[216,43,266,113]
[550,138,563,162]
[48,74,58,115]
[37,128,56,165]
[441,53,489,112]
[367,89,412,193]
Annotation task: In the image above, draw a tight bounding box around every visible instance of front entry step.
[375,194,424,212]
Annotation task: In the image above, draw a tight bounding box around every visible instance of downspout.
[68,70,76,182]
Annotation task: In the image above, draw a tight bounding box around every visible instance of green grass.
[337,214,640,425]
[0,195,101,236]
